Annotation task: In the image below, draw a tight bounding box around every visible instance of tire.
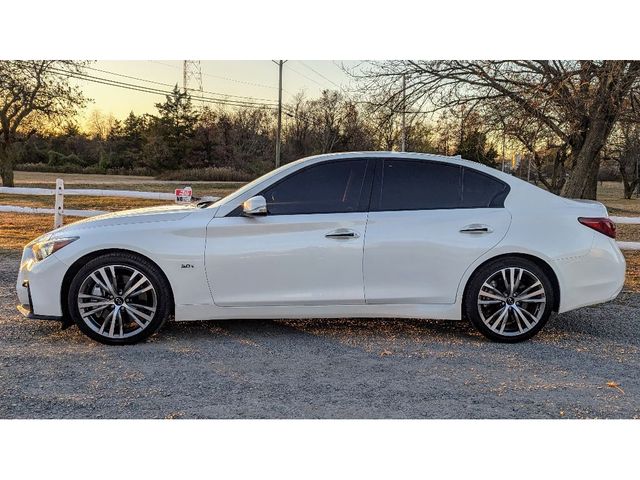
[67,252,172,345]
[464,257,555,343]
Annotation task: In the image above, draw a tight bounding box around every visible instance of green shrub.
[65,153,84,166]
[47,150,68,167]
[14,163,155,177]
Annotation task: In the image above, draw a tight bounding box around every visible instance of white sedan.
[16,152,626,344]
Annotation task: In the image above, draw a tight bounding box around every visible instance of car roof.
[301,151,514,182]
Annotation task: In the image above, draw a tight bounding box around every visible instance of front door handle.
[460,224,493,234]
[325,228,360,239]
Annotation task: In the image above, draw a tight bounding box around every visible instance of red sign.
[175,186,193,203]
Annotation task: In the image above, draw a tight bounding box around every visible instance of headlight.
[31,237,79,262]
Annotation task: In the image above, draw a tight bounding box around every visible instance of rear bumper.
[555,234,626,313]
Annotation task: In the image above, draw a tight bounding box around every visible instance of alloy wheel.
[477,267,547,337]
[76,264,158,339]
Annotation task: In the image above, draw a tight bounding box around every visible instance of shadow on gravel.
[2,261,639,419]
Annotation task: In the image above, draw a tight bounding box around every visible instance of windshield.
[205,157,308,208]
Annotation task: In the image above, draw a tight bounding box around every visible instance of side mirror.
[242,195,267,216]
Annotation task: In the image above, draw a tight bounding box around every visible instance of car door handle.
[460,224,493,234]
[325,228,360,239]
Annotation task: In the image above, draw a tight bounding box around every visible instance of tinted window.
[461,168,509,208]
[378,159,462,211]
[260,159,368,215]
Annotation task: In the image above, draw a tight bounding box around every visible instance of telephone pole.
[501,132,506,172]
[401,74,407,152]
[274,60,287,168]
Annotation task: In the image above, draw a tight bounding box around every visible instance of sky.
[76,60,360,124]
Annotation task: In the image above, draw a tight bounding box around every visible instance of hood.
[54,204,196,233]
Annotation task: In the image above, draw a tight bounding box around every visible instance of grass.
[597,181,640,216]
[617,224,640,242]
[0,174,638,291]
[0,213,84,250]
[0,194,169,212]
[625,252,640,291]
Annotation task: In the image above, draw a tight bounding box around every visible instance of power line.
[286,64,325,87]
[51,68,280,110]
[69,70,276,109]
[86,65,279,105]
[149,60,281,92]
[60,67,295,115]
[298,61,342,89]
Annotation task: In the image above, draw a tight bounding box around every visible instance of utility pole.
[183,61,187,93]
[636,154,640,197]
[501,132,506,172]
[401,74,406,152]
[274,60,287,168]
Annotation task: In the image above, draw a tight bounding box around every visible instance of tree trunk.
[583,155,600,200]
[0,144,15,187]
[561,120,613,199]
[0,163,15,187]
[619,164,634,199]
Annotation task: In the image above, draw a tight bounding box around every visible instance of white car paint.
[363,208,512,304]
[206,212,369,306]
[16,152,626,328]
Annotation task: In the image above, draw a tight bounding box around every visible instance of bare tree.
[86,109,117,140]
[0,60,88,186]
[606,122,640,198]
[356,61,640,199]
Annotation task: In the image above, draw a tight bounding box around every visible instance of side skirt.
[174,302,462,322]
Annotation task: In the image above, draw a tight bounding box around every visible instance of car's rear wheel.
[68,252,171,345]
[464,257,554,342]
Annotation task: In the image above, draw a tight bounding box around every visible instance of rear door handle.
[460,224,493,234]
[325,228,360,239]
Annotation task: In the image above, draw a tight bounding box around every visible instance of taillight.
[578,217,616,239]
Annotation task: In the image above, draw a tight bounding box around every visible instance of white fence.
[0,178,217,228]
[0,179,639,249]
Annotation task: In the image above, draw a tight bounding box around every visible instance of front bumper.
[17,279,63,322]
[16,245,68,319]
[17,303,63,321]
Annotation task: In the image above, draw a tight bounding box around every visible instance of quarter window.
[260,159,368,215]
[461,168,509,208]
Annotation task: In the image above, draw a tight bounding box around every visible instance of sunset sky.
[77,60,358,123]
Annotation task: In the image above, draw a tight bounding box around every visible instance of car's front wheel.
[68,252,171,345]
[464,257,555,342]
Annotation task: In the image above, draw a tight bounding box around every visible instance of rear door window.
[376,159,462,211]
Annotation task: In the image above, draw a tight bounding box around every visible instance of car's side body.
[17,151,626,327]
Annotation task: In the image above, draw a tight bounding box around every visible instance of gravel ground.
[1,251,638,419]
